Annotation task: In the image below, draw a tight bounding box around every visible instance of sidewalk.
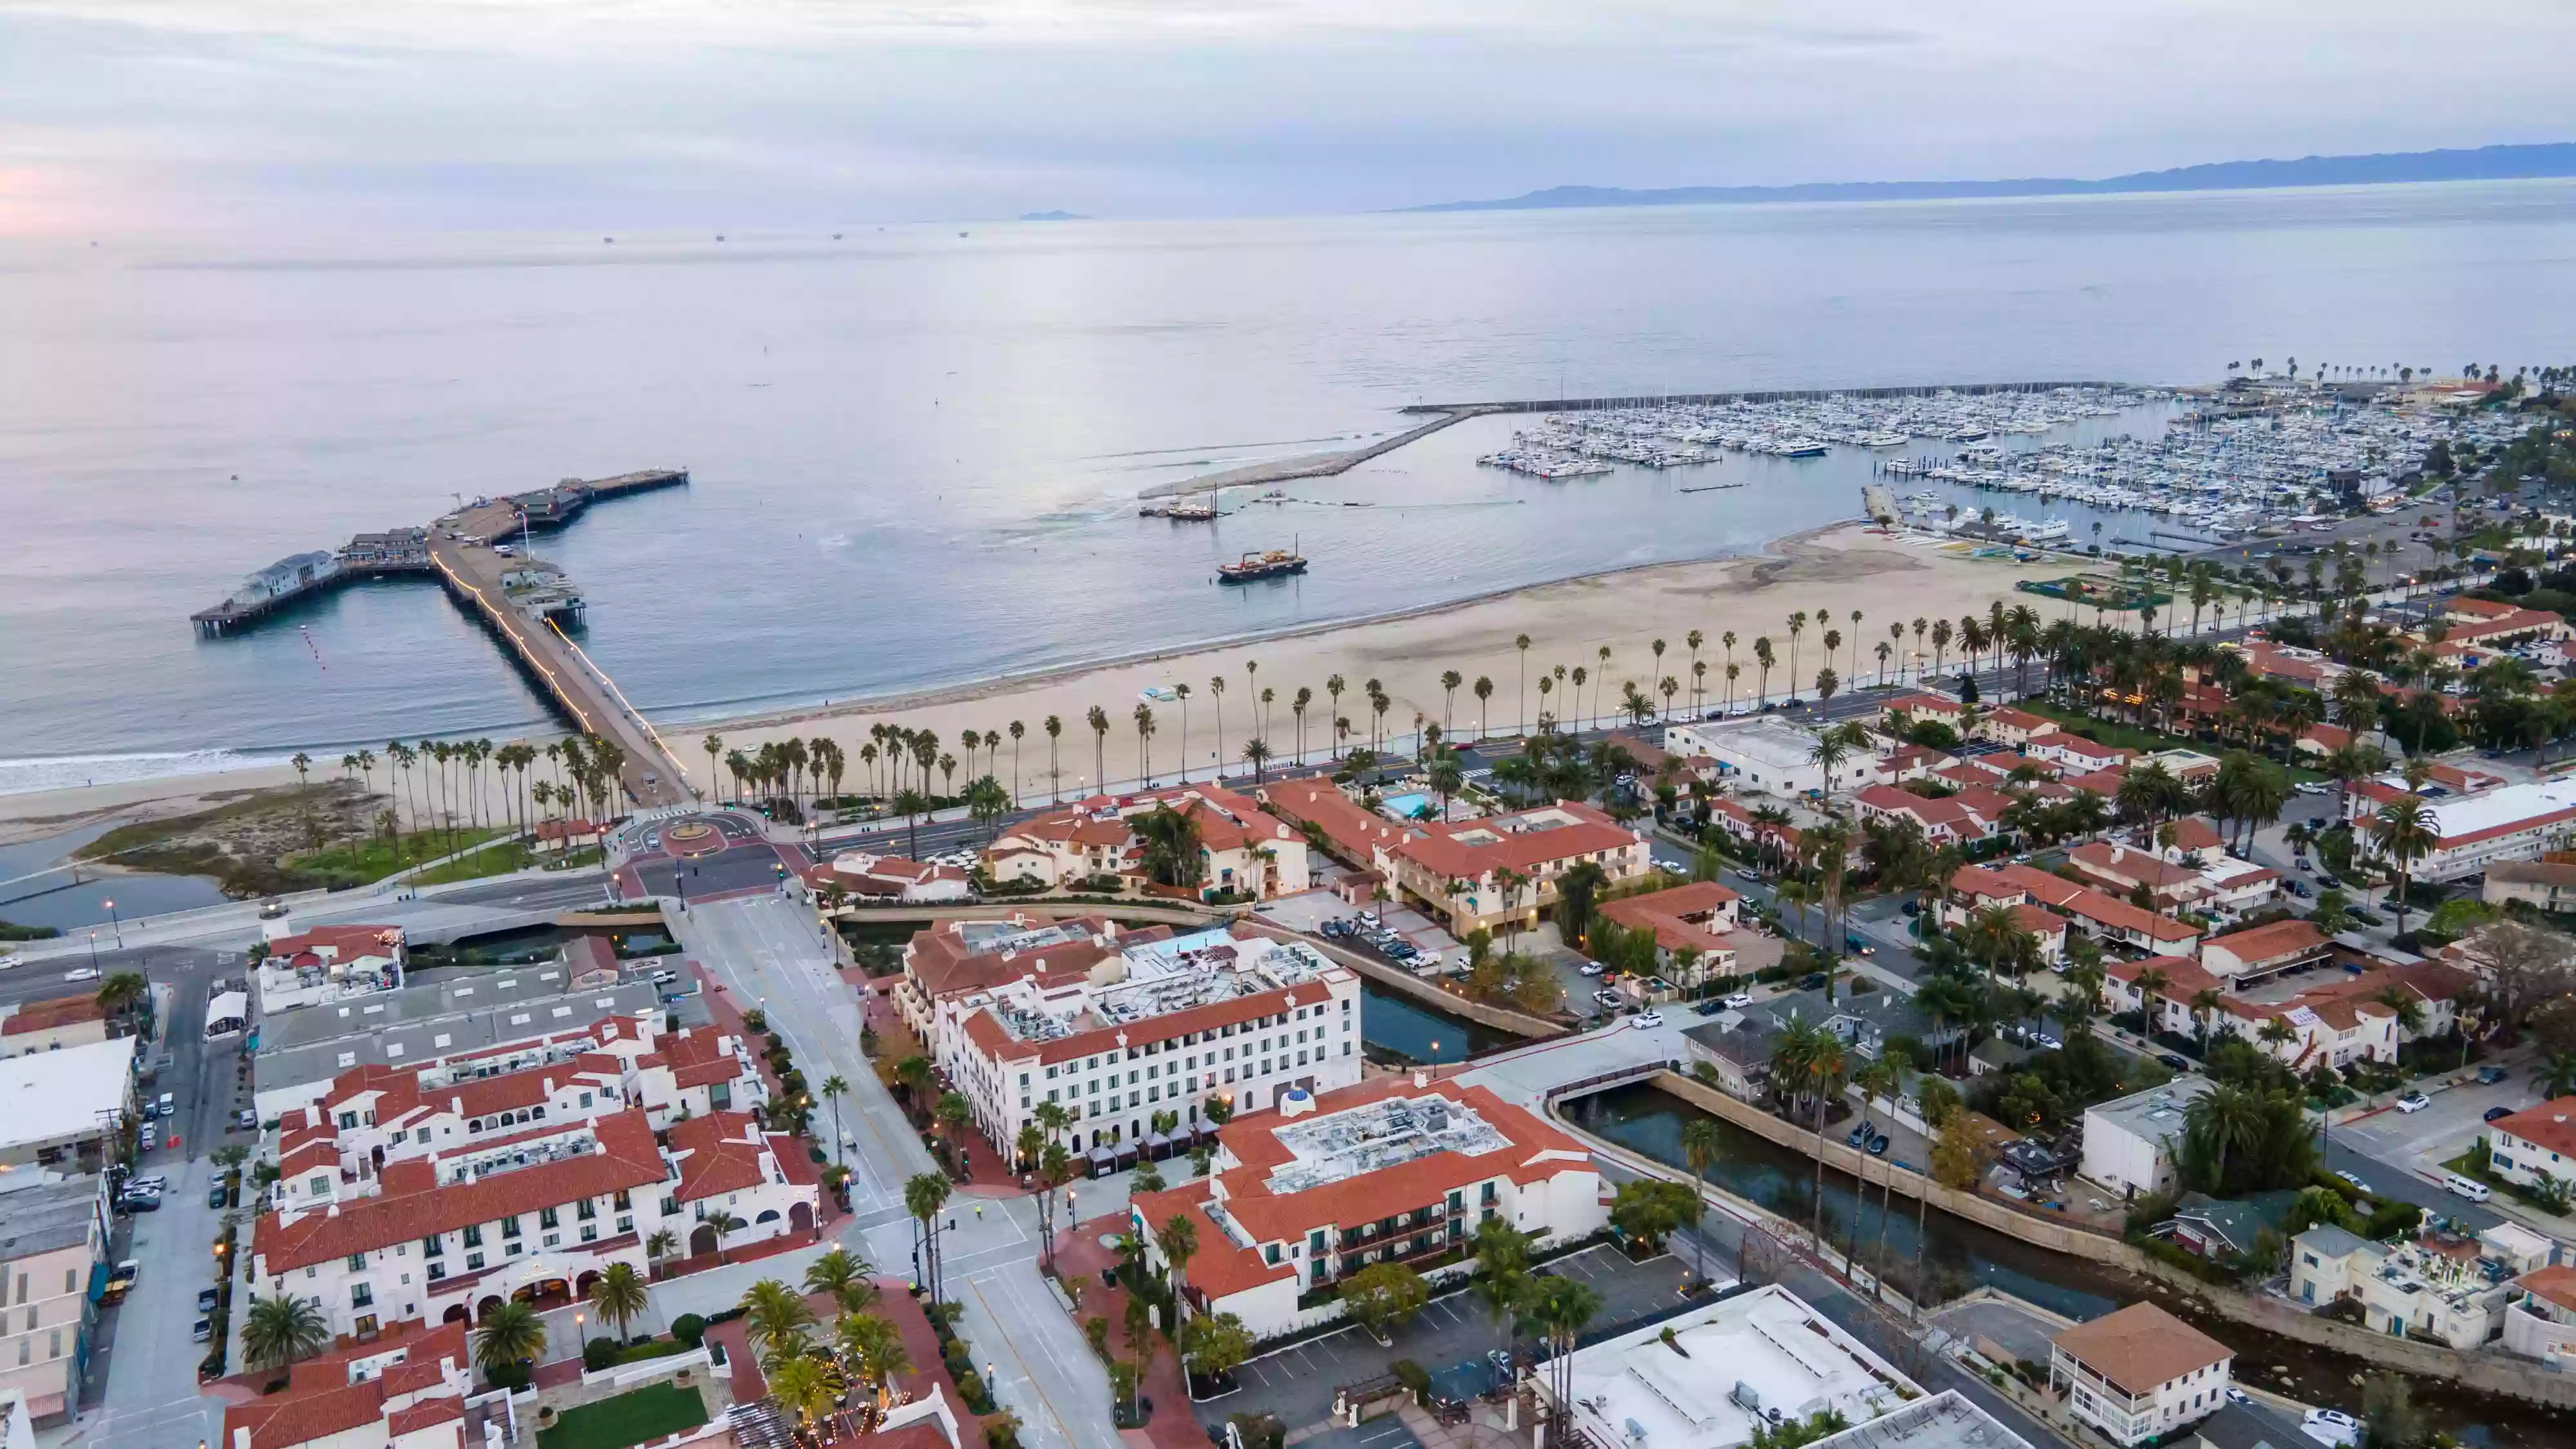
[1055,1229,1196,1449]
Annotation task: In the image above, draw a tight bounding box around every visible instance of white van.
[2443,1173,2492,1202]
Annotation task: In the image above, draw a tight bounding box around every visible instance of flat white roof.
[1681,718,1825,772]
[1549,1284,1914,1449]
[0,1036,135,1151]
[2410,781,2576,846]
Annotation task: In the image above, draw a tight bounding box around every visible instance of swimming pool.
[1380,791,1435,820]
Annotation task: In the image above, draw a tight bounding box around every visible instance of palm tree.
[94,970,147,1022]
[741,1277,818,1363]
[1158,1212,1200,1320]
[1680,1119,1725,1286]
[766,1354,839,1432]
[588,1261,650,1342]
[646,1227,679,1269]
[1134,703,1157,785]
[840,1312,914,1408]
[905,1171,953,1298]
[2134,965,2172,1040]
[1087,705,1111,793]
[1522,1274,1602,1416]
[2368,795,2438,936]
[242,1293,329,1374]
[472,1300,548,1387]
[819,1075,849,1164]
[804,1246,880,1315]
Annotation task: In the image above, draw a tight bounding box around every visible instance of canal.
[1564,1081,2570,1449]
[1360,980,1524,1068]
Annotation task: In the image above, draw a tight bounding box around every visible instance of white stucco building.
[2050,1302,2234,1446]
[1666,718,1871,797]
[2079,1079,2211,1203]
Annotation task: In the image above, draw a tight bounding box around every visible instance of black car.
[1694,998,1727,1017]
[2349,909,2385,927]
[1799,972,1828,990]
[2486,1106,2517,1122]
[2157,1053,2192,1073]
[208,1182,229,1209]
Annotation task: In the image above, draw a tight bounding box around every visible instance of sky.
[1,0,2571,236]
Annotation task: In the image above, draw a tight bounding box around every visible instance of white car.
[1633,1012,1665,1028]
[1720,992,1754,1009]
[2334,1170,2371,1193]
[2396,1092,2432,1113]
[1578,962,1605,978]
[64,968,99,982]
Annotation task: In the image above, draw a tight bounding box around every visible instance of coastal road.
[675,893,1124,1449]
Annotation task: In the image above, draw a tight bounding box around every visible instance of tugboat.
[1218,539,1308,584]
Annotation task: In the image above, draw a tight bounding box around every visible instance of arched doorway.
[690,1223,719,1257]
[477,1295,506,1322]
[574,1270,602,1298]
[790,1202,814,1233]
[442,1304,469,1325]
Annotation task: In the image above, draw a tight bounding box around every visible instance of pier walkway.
[430,497,688,808]
[193,468,692,809]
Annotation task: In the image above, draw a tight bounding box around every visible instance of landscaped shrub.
[672,1312,709,1346]
[1390,1359,1430,1404]
[585,1337,623,1372]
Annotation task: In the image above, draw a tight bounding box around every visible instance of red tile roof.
[667,1110,775,1201]
[221,1320,468,1449]
[0,992,106,1036]
[263,924,404,961]
[2491,1097,2576,1162]
[2201,919,2329,969]
[2069,841,2203,892]
[1595,881,1742,955]
[1390,801,1638,879]
[255,1112,668,1273]
[2050,1302,2231,1396]
[1260,777,1406,863]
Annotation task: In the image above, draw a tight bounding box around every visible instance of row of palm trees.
[319,732,629,870]
[739,1249,919,1436]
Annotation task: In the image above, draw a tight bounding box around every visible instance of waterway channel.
[1359,980,1520,1066]
[1564,1081,2567,1449]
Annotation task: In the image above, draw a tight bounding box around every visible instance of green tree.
[768,1354,841,1432]
[1179,1311,1255,1385]
[804,1246,880,1315]
[1607,1177,1700,1253]
[1468,1217,1533,1356]
[741,1277,819,1365]
[1555,860,1609,945]
[242,1293,329,1374]
[1340,1262,1430,1343]
[1680,1119,1725,1284]
[1520,1273,1603,1415]
[587,1261,650,1341]
[472,1300,548,1389]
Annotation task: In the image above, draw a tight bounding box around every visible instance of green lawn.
[2018,700,2324,782]
[412,842,601,886]
[287,828,505,886]
[537,1383,707,1449]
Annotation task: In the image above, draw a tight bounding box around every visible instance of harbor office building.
[936,922,1362,1166]
[1128,1075,1604,1340]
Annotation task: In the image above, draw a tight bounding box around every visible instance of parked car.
[1734,868,1763,883]
[2157,1053,2192,1072]
[192,1318,212,1343]
[118,1192,160,1214]
[1799,972,1828,991]
[2477,1065,2510,1084]
[197,1288,220,1313]
[2396,1092,2432,1113]
[1720,992,1754,1010]
[1578,962,1605,978]
[1592,989,1622,1007]
[2349,909,2385,927]
[2334,1170,2371,1193]
[209,1182,229,1208]
[1633,1012,1665,1028]
[1694,998,1727,1017]
[1867,1133,1889,1156]
[236,1109,258,1132]
[2485,1105,2516,1122]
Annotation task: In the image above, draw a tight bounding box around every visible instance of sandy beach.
[0,522,2068,841]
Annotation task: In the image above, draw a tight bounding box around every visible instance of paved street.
[75,1153,231,1449]
[675,893,1125,1449]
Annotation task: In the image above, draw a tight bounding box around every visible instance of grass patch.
[537,1383,707,1449]
[2018,701,2323,781]
[412,840,599,885]
[287,828,504,886]
[75,786,346,860]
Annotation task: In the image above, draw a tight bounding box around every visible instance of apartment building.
[945,924,1362,1163]
[2067,842,2208,911]
[1130,1075,1605,1338]
[2049,1302,2235,1446]
[2483,860,2576,911]
[254,1105,818,1339]
[2348,779,2576,882]
[2485,1097,2576,1195]
[2289,1224,2507,1349]
[0,995,108,1058]
[257,924,408,1014]
[2079,1080,2212,1201]
[1383,800,1649,936]
[2504,1265,2576,1366]
[0,1175,108,1423]
[2198,920,2334,987]
[218,1317,508,1449]
[1664,718,1875,797]
[1593,881,1756,976]
[275,1013,764,1197]
[984,783,1309,900]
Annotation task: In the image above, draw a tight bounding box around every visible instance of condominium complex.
[0,1175,109,1423]
[218,1317,510,1449]
[1132,1075,1604,1338]
[984,783,1309,900]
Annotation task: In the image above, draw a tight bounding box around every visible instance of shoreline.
[0,518,2067,839]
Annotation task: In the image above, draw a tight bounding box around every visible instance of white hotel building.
[943,923,1362,1168]
[2349,779,2576,882]
[256,1022,813,1339]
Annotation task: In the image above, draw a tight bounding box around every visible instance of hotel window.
[351,1283,374,1307]
[502,1217,522,1239]
[428,1262,447,1282]
[466,1253,485,1271]
[346,1253,368,1271]
[616,1216,634,1233]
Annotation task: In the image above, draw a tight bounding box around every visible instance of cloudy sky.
[2,0,2570,235]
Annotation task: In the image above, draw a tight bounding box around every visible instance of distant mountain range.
[1019,210,1089,222]
[1401,142,2576,213]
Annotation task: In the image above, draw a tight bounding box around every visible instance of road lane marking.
[967,1277,1083,1449]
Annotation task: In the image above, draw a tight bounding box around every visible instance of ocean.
[6,179,2575,793]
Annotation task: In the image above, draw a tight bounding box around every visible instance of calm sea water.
[6,180,2576,791]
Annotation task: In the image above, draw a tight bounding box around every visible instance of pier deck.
[193,469,692,809]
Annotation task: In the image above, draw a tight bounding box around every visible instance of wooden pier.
[191,469,693,808]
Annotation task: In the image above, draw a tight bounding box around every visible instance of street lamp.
[104,897,121,947]
[88,932,99,971]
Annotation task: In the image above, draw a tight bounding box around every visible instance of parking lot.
[1196,1244,1703,1437]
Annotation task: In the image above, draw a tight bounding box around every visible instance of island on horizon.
[1403,139,2576,213]
[1019,209,1090,221]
